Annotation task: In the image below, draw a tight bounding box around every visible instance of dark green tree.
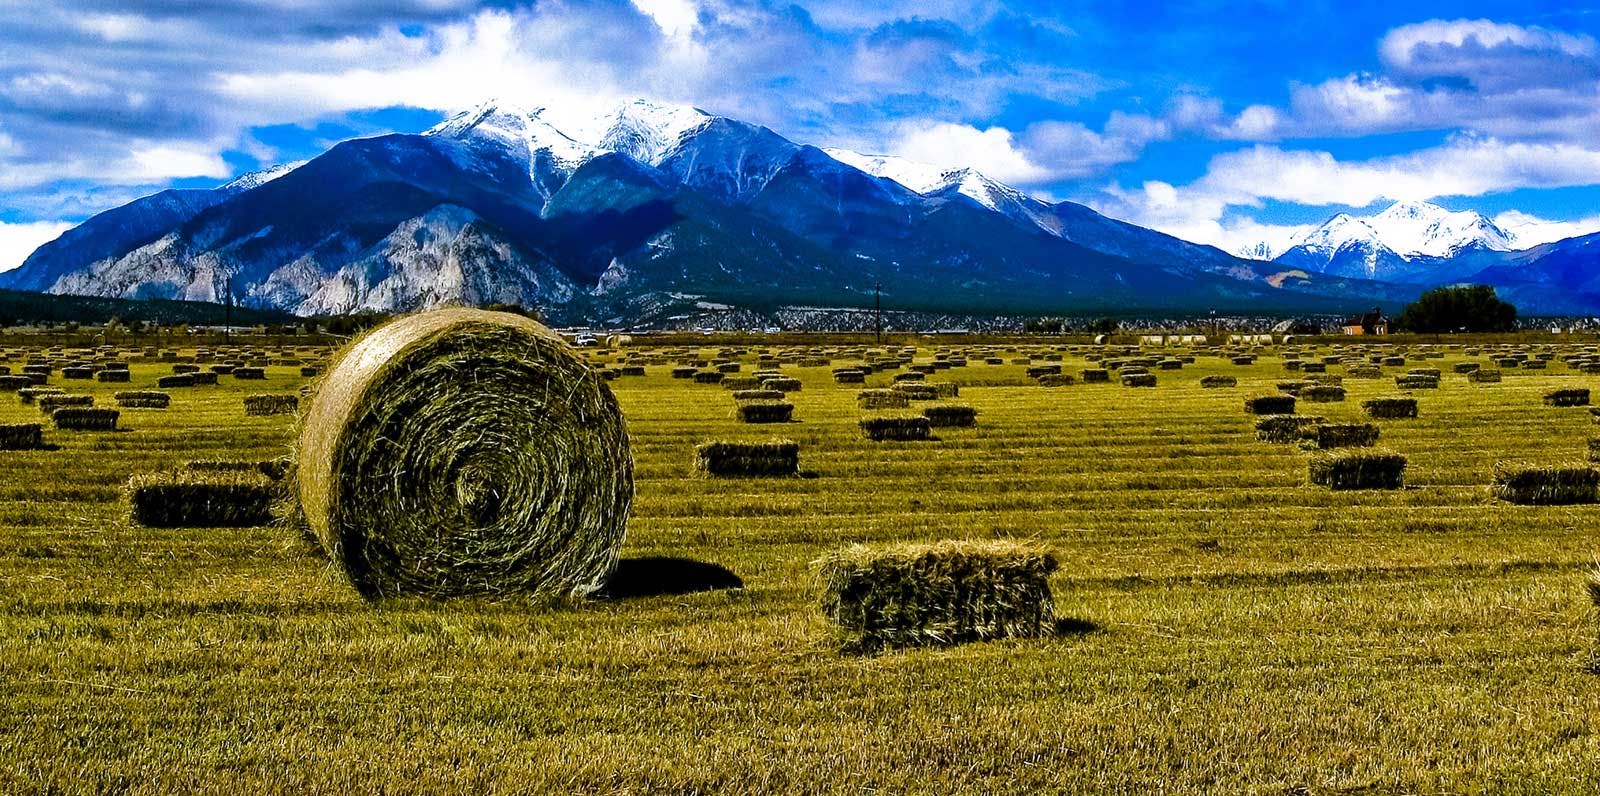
[1396,285,1516,333]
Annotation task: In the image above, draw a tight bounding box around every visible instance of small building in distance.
[1342,308,1389,336]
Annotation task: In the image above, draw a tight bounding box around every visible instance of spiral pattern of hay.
[296,309,633,600]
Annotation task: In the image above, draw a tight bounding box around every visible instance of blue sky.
[2,0,1599,268]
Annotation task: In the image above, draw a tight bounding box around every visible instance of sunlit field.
[3,338,1599,794]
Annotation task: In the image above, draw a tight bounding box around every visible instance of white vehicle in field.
[572,335,599,347]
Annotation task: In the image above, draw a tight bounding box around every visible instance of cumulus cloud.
[1495,210,1600,247]
[1092,136,1600,251]
[0,221,72,272]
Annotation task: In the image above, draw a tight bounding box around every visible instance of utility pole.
[874,282,882,344]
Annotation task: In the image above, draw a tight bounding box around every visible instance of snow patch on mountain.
[221,162,306,193]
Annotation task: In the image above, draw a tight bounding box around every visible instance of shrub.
[1313,423,1380,449]
[923,404,978,428]
[243,394,299,416]
[860,415,932,441]
[857,389,909,409]
[1363,397,1418,419]
[1244,395,1296,415]
[52,408,118,431]
[0,423,43,450]
[694,439,800,477]
[735,400,794,423]
[1491,462,1599,505]
[1256,414,1325,443]
[816,540,1058,651]
[1544,388,1590,407]
[115,391,170,409]
[1309,449,1407,490]
[126,471,277,527]
[1200,375,1236,388]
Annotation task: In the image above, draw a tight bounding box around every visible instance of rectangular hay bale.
[1491,462,1599,505]
[126,471,277,527]
[1309,449,1407,490]
[816,540,1058,651]
[694,439,800,477]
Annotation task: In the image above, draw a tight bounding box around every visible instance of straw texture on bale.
[1468,369,1502,383]
[37,394,92,414]
[233,367,266,380]
[1121,373,1157,387]
[694,439,800,477]
[1491,462,1599,505]
[114,391,170,409]
[185,458,292,481]
[1080,368,1110,383]
[860,415,932,441]
[1395,375,1439,390]
[1200,375,1236,388]
[736,400,794,423]
[157,374,194,389]
[1299,385,1346,403]
[1244,395,1295,415]
[1363,397,1418,419]
[731,389,785,402]
[1037,374,1076,387]
[1309,449,1406,490]
[52,407,118,431]
[816,540,1058,651]
[95,369,130,383]
[0,375,30,391]
[1544,388,1590,407]
[1313,423,1380,449]
[296,308,633,600]
[923,404,978,428]
[17,387,62,404]
[0,423,42,450]
[857,389,910,409]
[243,394,299,416]
[1256,415,1324,444]
[127,471,277,528]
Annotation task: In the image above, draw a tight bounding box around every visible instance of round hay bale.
[296,309,633,600]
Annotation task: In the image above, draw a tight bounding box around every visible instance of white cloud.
[1380,19,1597,71]
[1093,137,1600,251]
[630,0,700,37]
[1494,210,1600,247]
[0,221,72,272]
[886,122,1051,184]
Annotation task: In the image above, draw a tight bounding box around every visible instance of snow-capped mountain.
[0,98,1409,320]
[1263,201,1515,280]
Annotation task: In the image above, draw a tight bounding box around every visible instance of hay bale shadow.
[1054,617,1099,636]
[598,556,743,599]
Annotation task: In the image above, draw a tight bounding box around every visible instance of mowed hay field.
[3,340,1600,794]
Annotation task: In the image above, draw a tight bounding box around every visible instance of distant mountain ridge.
[0,99,1483,321]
